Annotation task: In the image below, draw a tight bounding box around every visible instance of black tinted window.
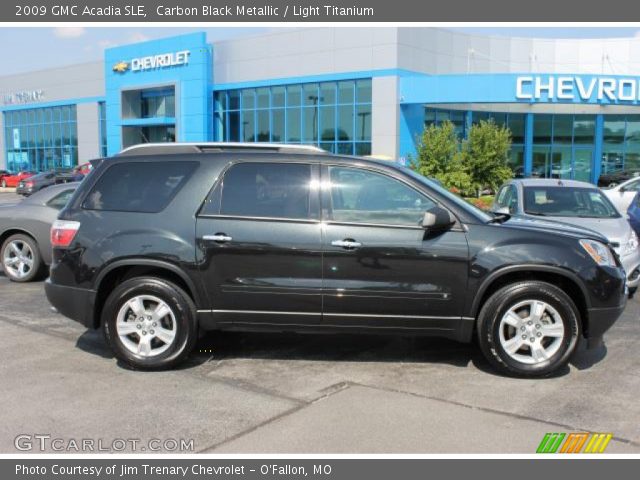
[220,162,312,219]
[83,161,197,213]
[47,189,75,210]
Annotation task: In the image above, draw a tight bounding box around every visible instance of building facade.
[3,28,640,184]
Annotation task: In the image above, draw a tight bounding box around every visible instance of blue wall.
[104,32,212,156]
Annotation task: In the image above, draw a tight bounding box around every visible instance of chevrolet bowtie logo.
[112,61,129,73]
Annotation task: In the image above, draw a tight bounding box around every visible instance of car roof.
[510,178,597,189]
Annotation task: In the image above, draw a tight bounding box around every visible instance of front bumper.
[586,301,627,340]
[620,248,640,289]
[44,279,96,329]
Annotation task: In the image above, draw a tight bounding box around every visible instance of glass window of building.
[4,105,78,172]
[98,102,107,157]
[214,78,372,155]
[602,115,640,174]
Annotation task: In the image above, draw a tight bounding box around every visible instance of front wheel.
[477,281,581,378]
[102,277,198,370]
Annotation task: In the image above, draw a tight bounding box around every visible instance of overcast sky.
[0,27,639,76]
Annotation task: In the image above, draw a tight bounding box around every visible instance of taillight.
[51,220,80,248]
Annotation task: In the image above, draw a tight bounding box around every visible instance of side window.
[83,161,198,213]
[496,186,509,207]
[497,185,517,213]
[328,166,436,226]
[46,189,75,210]
[220,162,314,220]
[626,179,640,192]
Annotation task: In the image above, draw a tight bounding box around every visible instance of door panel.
[196,161,322,325]
[197,218,322,324]
[320,165,469,330]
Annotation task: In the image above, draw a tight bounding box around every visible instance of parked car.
[628,191,640,238]
[16,171,57,196]
[0,171,34,188]
[493,179,640,296]
[603,176,640,214]
[1,182,78,282]
[46,143,627,377]
[598,169,640,188]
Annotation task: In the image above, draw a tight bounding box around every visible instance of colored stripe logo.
[537,432,612,453]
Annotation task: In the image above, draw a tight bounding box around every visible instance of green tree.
[410,121,472,194]
[461,120,513,196]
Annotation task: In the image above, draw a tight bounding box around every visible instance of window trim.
[197,160,321,223]
[320,163,448,229]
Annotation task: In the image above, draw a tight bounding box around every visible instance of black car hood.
[494,216,609,243]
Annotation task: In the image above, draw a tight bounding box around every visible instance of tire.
[1,233,44,282]
[102,277,198,370]
[476,281,581,378]
[629,286,637,299]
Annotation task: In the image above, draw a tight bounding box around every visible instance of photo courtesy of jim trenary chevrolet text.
[0,0,639,477]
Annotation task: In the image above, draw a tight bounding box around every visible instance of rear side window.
[220,162,313,220]
[47,189,75,210]
[83,161,198,213]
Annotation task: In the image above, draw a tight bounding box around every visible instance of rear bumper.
[44,279,96,329]
[15,186,34,196]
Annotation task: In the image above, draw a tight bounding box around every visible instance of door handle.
[331,239,362,249]
[203,233,233,243]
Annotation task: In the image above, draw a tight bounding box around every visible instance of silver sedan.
[0,183,78,282]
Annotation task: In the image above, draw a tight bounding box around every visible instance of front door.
[196,161,323,325]
[320,165,470,332]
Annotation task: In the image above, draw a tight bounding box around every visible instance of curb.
[0,187,16,193]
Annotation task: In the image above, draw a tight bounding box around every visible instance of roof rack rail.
[118,142,327,156]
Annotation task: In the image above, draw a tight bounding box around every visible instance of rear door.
[196,160,323,325]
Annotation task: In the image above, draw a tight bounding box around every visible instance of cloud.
[98,40,117,50]
[128,32,150,43]
[52,27,86,38]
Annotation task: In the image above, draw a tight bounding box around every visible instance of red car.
[1,171,35,188]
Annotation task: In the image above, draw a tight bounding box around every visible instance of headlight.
[620,230,639,257]
[579,239,617,267]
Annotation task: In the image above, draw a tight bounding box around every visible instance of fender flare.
[470,264,592,317]
[94,258,202,305]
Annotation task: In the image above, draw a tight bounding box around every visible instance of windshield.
[400,166,493,222]
[523,186,620,219]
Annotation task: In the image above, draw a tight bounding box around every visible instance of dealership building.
[3,28,640,183]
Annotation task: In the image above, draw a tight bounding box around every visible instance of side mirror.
[491,206,510,215]
[422,206,456,230]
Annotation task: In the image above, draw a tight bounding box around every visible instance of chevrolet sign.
[517,76,640,102]
[130,50,190,72]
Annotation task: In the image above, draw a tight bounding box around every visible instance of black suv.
[45,143,627,377]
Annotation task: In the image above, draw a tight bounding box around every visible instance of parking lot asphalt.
[0,191,639,454]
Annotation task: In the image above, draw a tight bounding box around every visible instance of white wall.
[76,103,101,162]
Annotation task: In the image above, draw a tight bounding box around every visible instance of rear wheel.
[477,281,580,378]
[102,277,198,370]
[1,234,43,282]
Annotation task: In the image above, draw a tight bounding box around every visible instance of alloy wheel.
[116,295,177,357]
[498,299,565,365]
[3,240,34,279]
